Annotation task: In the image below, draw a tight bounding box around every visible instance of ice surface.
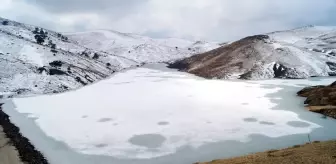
[3,65,336,164]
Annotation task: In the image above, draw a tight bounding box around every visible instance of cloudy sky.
[1,0,336,41]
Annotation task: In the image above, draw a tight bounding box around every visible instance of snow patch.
[18,45,44,67]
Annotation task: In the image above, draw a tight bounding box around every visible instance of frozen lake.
[2,64,336,164]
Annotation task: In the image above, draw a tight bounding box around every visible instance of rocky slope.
[0,17,219,97]
[169,26,336,80]
[297,81,336,118]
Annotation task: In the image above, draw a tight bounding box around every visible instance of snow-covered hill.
[169,26,336,80]
[66,30,219,63]
[269,25,336,55]
[0,17,219,97]
[0,18,119,97]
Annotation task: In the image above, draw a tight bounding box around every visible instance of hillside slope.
[169,26,336,80]
[0,17,127,97]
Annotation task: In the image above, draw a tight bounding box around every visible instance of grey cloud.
[23,0,147,15]
[4,0,336,41]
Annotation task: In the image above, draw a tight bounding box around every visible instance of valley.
[1,16,336,164]
[0,17,218,98]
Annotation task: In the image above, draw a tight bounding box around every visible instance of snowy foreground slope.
[170,26,336,79]
[3,65,336,164]
[0,17,219,97]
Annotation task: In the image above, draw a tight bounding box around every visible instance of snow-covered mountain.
[169,26,336,80]
[66,30,219,63]
[0,17,219,97]
[0,18,114,97]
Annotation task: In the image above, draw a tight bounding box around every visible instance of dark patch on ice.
[259,121,276,125]
[82,115,88,118]
[113,123,118,126]
[241,103,249,105]
[128,134,166,148]
[243,118,258,122]
[98,118,113,123]
[260,85,275,89]
[95,144,108,148]
[287,121,310,128]
[206,121,212,124]
[230,128,241,133]
[157,121,169,126]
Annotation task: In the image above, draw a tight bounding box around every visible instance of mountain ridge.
[169,26,336,80]
[0,17,219,97]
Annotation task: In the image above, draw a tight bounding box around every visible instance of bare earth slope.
[170,26,336,80]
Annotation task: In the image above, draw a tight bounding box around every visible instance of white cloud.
[1,0,336,41]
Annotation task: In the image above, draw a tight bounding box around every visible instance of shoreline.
[0,103,49,164]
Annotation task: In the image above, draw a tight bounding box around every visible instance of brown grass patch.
[307,106,336,111]
[198,140,336,164]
